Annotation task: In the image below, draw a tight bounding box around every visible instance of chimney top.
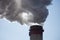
[29,25,44,36]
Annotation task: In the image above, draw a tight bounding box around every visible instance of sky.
[0,0,60,40]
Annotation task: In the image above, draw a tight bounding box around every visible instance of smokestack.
[29,25,44,40]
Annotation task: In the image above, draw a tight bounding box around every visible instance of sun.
[22,12,28,21]
[21,12,34,24]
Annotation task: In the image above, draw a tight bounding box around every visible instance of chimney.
[29,25,44,40]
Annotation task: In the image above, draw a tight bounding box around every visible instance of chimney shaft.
[29,25,44,40]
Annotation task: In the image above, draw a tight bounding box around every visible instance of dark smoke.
[0,0,52,25]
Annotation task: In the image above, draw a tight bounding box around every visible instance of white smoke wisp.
[0,0,52,26]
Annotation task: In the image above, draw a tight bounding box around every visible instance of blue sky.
[0,0,60,40]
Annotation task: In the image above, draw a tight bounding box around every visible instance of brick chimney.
[29,25,44,40]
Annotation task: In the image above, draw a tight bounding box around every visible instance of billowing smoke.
[0,0,52,25]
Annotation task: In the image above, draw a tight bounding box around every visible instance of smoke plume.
[0,0,52,25]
